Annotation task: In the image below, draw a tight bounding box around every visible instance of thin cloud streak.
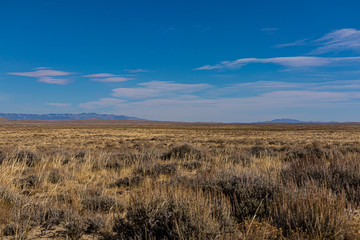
[84,73,135,82]
[91,77,135,82]
[124,69,150,73]
[196,56,360,70]
[112,81,212,99]
[79,98,126,109]
[83,73,119,77]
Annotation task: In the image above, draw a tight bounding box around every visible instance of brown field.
[1,119,360,239]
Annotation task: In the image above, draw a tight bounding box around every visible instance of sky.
[1,0,360,122]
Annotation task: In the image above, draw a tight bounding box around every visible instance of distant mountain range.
[259,118,338,123]
[0,113,143,121]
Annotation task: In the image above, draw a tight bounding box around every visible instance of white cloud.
[196,56,360,70]
[83,73,119,77]
[79,98,126,109]
[274,28,360,54]
[112,81,212,99]
[312,28,360,54]
[46,103,71,107]
[38,77,70,85]
[8,69,73,84]
[84,73,135,82]
[8,69,72,77]
[92,77,134,82]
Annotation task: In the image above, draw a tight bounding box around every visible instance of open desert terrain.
[0,119,360,239]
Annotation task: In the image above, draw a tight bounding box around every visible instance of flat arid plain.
[1,119,360,239]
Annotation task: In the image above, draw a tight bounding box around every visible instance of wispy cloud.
[124,69,150,73]
[196,56,360,70]
[46,103,71,107]
[261,28,278,35]
[79,98,126,109]
[261,28,278,32]
[275,39,308,48]
[8,69,73,84]
[112,81,212,99]
[92,77,134,82]
[275,28,360,54]
[311,28,360,54]
[83,73,119,78]
[38,77,70,85]
[84,73,135,82]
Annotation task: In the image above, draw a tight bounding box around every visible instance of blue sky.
[1,0,360,122]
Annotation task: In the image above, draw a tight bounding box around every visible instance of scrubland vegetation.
[1,122,360,239]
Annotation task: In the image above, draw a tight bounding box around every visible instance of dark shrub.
[42,207,67,228]
[64,217,85,240]
[134,163,177,177]
[2,224,16,236]
[0,151,6,165]
[226,152,252,166]
[84,216,105,234]
[47,169,63,184]
[281,156,360,205]
[162,144,203,160]
[152,163,177,176]
[15,175,40,189]
[113,196,192,240]
[81,195,116,212]
[280,159,328,187]
[113,190,233,239]
[61,158,71,165]
[327,159,360,204]
[182,161,202,170]
[105,159,122,170]
[283,143,337,162]
[272,187,351,239]
[75,151,86,160]
[110,151,154,168]
[249,146,274,157]
[202,172,279,222]
[14,150,40,167]
[112,175,144,188]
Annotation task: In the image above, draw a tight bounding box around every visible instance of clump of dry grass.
[201,171,280,222]
[161,143,204,161]
[13,150,40,167]
[272,186,352,239]
[113,186,236,239]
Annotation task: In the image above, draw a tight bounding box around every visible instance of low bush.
[271,187,351,239]
[113,187,235,239]
[81,195,116,212]
[202,172,279,222]
[13,150,40,167]
[0,151,6,165]
[162,144,204,160]
[112,175,144,188]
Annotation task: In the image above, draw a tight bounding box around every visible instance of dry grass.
[0,121,360,239]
